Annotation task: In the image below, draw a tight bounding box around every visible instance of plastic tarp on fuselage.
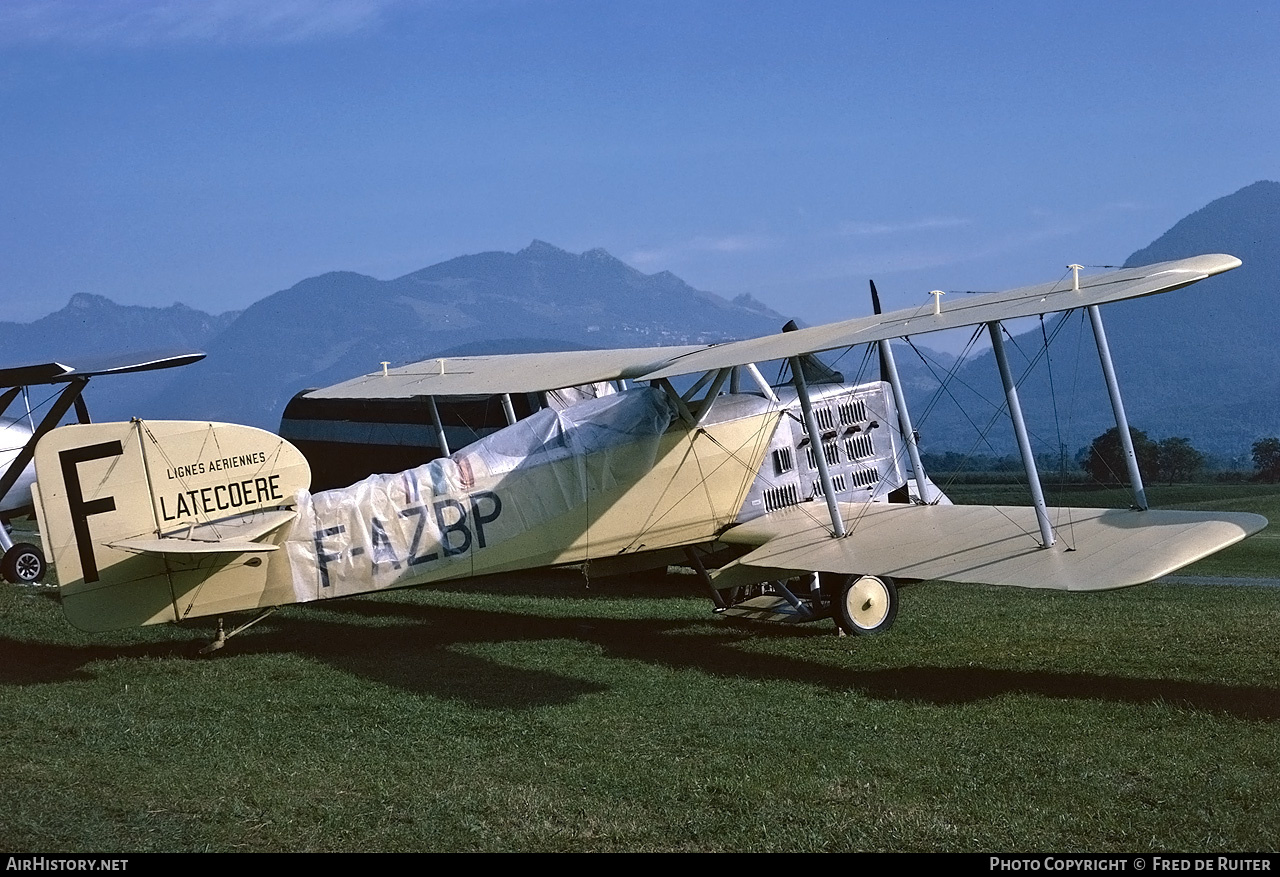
[285,387,676,600]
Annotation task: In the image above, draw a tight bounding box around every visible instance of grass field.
[2,485,1278,852]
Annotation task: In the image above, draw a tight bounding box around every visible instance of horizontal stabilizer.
[109,538,279,555]
[108,509,296,555]
[715,503,1267,592]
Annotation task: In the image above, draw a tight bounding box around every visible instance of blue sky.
[2,0,1277,333]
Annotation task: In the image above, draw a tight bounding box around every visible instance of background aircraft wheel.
[827,573,898,635]
[2,542,47,584]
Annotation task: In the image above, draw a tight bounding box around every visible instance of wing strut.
[0,387,22,420]
[1087,304,1148,510]
[500,393,518,426]
[744,363,779,404]
[789,356,846,538]
[693,368,732,425]
[987,322,1055,547]
[425,395,450,456]
[871,281,933,504]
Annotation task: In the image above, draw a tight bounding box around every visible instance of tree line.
[1081,428,1280,484]
[923,429,1280,484]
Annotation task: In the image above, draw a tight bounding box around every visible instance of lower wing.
[714,503,1266,592]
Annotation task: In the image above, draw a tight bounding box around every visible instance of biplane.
[26,254,1266,645]
[0,350,203,584]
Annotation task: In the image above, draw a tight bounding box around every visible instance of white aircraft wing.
[306,346,705,398]
[639,254,1240,379]
[0,350,206,388]
[713,502,1266,592]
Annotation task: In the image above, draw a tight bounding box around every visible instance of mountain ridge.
[140,241,792,427]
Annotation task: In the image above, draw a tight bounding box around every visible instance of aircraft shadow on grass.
[1,588,1277,722]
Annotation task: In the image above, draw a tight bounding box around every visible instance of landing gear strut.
[712,568,900,636]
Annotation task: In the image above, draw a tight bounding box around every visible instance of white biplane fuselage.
[32,379,905,630]
[290,379,909,597]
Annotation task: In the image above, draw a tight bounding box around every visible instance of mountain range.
[895,180,1280,459]
[0,294,237,429]
[9,180,1279,459]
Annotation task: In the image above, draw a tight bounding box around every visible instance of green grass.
[2,484,1278,852]
[3,559,1279,852]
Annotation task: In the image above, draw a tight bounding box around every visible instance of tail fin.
[33,420,310,632]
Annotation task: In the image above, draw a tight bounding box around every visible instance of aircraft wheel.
[828,573,898,635]
[2,542,47,584]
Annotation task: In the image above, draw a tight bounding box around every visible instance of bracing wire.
[902,309,1083,545]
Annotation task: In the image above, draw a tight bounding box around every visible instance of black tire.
[2,542,46,584]
[826,573,898,635]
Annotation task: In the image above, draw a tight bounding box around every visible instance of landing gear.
[2,542,46,584]
[826,573,898,636]
[711,568,900,636]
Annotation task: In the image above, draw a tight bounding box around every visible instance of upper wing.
[300,254,1239,394]
[305,346,706,398]
[640,254,1240,379]
[0,350,206,388]
[713,501,1266,592]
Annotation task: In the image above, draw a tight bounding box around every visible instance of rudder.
[33,420,310,631]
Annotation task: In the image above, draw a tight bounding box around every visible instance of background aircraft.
[26,255,1265,643]
[0,351,203,583]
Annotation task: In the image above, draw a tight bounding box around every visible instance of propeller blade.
[870,280,890,382]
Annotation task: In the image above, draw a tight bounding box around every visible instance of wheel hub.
[845,575,890,629]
